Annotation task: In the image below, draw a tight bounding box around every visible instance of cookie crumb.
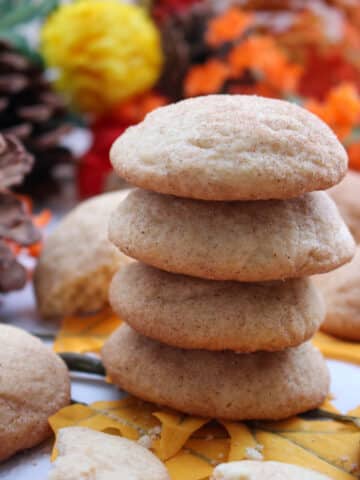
[245,447,264,461]
[137,434,152,449]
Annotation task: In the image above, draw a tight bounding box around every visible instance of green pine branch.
[0,0,59,30]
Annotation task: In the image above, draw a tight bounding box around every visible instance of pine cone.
[157,2,214,99]
[0,240,27,292]
[0,40,73,197]
[0,133,33,189]
[0,193,40,246]
[0,133,40,293]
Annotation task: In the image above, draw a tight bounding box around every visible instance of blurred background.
[1,0,360,295]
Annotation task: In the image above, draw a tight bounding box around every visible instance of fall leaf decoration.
[159,1,360,106]
[53,307,122,354]
[184,59,229,97]
[205,7,253,47]
[49,396,360,480]
[313,332,360,366]
[348,142,360,171]
[305,83,360,141]
[182,6,303,98]
[304,82,360,171]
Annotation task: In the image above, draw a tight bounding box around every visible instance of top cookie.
[110,95,347,201]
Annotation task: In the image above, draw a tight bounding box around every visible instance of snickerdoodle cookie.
[328,170,360,243]
[110,95,347,201]
[49,427,169,480]
[314,247,360,341]
[34,191,132,317]
[110,262,325,352]
[102,325,329,420]
[109,189,355,282]
[0,325,70,462]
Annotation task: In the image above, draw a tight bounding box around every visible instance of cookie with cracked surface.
[110,95,347,200]
[109,189,355,282]
[0,325,70,462]
[110,262,325,352]
[102,325,329,421]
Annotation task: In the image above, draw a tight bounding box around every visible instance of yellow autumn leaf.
[166,437,230,480]
[165,449,214,480]
[153,411,209,460]
[164,424,230,480]
[283,432,360,474]
[255,430,357,480]
[313,332,360,365]
[259,416,358,434]
[349,406,360,416]
[53,307,122,354]
[185,438,230,461]
[49,397,159,442]
[321,399,341,413]
[222,422,258,461]
[49,396,360,480]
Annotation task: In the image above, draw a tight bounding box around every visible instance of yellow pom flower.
[41,0,163,114]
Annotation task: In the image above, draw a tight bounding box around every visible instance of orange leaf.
[348,143,360,170]
[305,83,360,140]
[206,8,253,47]
[28,241,42,258]
[54,307,122,354]
[33,209,52,227]
[228,35,302,93]
[313,331,360,365]
[185,60,229,97]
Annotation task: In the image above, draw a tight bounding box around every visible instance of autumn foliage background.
[77,0,360,195]
[2,0,360,194]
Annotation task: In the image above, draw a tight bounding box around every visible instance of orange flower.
[185,59,229,97]
[228,35,302,93]
[305,83,360,140]
[206,8,253,47]
[348,142,360,171]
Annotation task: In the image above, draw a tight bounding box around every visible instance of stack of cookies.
[102,95,355,420]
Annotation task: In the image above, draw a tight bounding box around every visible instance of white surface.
[0,284,359,479]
